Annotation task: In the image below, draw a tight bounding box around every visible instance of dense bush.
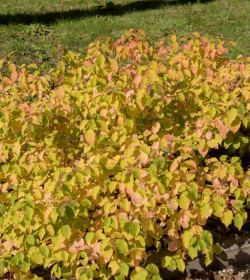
[0,29,249,280]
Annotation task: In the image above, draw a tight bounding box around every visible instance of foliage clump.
[0,29,249,280]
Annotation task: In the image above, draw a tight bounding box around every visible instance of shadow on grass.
[0,0,213,26]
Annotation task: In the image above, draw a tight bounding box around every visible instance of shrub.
[0,29,249,280]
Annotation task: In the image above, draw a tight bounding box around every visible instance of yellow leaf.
[85,129,96,146]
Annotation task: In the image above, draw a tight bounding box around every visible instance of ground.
[0,0,249,68]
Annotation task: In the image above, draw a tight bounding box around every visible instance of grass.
[0,0,249,68]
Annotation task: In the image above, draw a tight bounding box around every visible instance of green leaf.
[123,222,140,237]
[31,252,43,265]
[133,269,148,280]
[152,276,163,280]
[61,225,72,239]
[221,210,233,227]
[161,256,172,268]
[132,168,141,180]
[188,182,198,200]
[57,61,65,73]
[39,244,50,258]
[201,230,213,246]
[146,263,159,275]
[119,262,129,277]
[85,268,93,278]
[182,230,193,249]
[12,252,24,266]
[200,204,210,219]
[96,54,105,68]
[116,239,129,255]
[179,191,189,210]
[26,234,35,246]
[0,261,3,275]
[176,258,185,272]
[213,244,222,255]
[155,156,165,169]
[227,108,238,124]
[233,213,244,230]
[20,261,30,273]
[205,251,213,266]
[85,232,95,244]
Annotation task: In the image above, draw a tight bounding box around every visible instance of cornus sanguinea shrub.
[0,29,249,280]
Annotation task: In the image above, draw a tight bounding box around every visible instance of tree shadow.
[0,0,214,26]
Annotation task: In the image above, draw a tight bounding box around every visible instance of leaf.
[133,75,142,87]
[132,169,141,180]
[200,204,211,219]
[170,158,179,172]
[205,251,213,266]
[221,210,233,227]
[85,232,94,244]
[85,129,96,146]
[26,234,35,246]
[227,108,238,124]
[39,244,50,258]
[161,256,172,267]
[139,152,148,165]
[109,59,118,73]
[179,191,190,210]
[0,261,3,275]
[182,230,193,249]
[170,35,177,43]
[123,222,140,237]
[176,258,185,272]
[61,225,72,239]
[136,89,146,110]
[188,241,199,259]
[12,252,24,266]
[133,269,148,280]
[116,239,129,255]
[119,262,129,277]
[96,54,105,68]
[146,263,159,276]
[213,244,222,255]
[57,61,65,73]
[152,122,161,134]
[109,260,120,275]
[31,252,43,265]
[152,276,163,280]
[201,230,213,246]
[233,213,244,230]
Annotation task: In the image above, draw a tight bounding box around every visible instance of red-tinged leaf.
[206,67,214,76]
[129,41,137,49]
[205,131,212,140]
[163,134,175,141]
[10,71,18,82]
[182,60,189,69]
[168,69,177,80]
[198,146,208,157]
[191,64,198,75]
[170,158,180,172]
[139,152,148,165]
[210,50,216,60]
[133,75,142,87]
[152,122,161,134]
[109,59,118,73]
[179,215,190,228]
[85,129,96,146]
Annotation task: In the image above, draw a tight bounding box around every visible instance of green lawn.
[0,0,249,67]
